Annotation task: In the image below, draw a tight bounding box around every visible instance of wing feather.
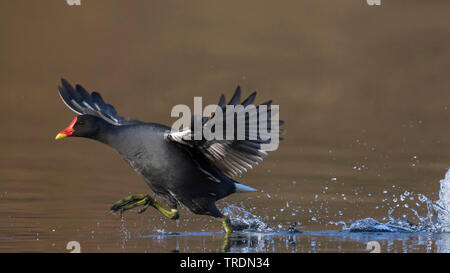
[167,86,283,178]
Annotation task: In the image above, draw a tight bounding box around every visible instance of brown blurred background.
[0,0,449,252]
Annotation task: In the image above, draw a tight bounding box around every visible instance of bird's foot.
[110,194,150,215]
[110,194,179,220]
[221,215,233,234]
[221,232,231,253]
[220,216,233,252]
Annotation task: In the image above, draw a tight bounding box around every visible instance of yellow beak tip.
[55,133,67,140]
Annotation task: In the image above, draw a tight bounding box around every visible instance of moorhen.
[55,79,283,234]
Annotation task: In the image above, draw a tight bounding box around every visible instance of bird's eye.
[78,121,85,126]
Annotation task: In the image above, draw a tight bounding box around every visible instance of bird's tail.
[234,182,257,193]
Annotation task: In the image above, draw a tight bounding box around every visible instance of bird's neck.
[89,121,122,149]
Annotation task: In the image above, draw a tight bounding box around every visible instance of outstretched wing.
[58,78,137,126]
[166,86,284,178]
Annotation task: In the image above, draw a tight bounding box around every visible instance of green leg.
[221,216,232,252]
[221,232,231,253]
[110,194,179,220]
[221,215,233,234]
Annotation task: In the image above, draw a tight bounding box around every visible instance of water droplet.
[418,194,427,202]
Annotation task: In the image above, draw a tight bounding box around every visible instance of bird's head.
[55,115,102,140]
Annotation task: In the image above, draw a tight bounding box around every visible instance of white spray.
[436,168,450,232]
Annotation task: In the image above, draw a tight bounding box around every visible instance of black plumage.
[56,79,283,220]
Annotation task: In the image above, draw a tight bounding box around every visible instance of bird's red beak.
[55,116,77,140]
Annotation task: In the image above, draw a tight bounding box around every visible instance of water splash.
[436,169,450,232]
[333,168,450,233]
[223,204,274,232]
[338,218,420,232]
[119,217,131,248]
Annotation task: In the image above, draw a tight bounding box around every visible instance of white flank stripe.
[234,183,257,193]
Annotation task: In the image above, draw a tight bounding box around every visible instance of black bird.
[55,79,283,233]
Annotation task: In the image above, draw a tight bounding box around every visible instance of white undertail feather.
[234,183,257,193]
